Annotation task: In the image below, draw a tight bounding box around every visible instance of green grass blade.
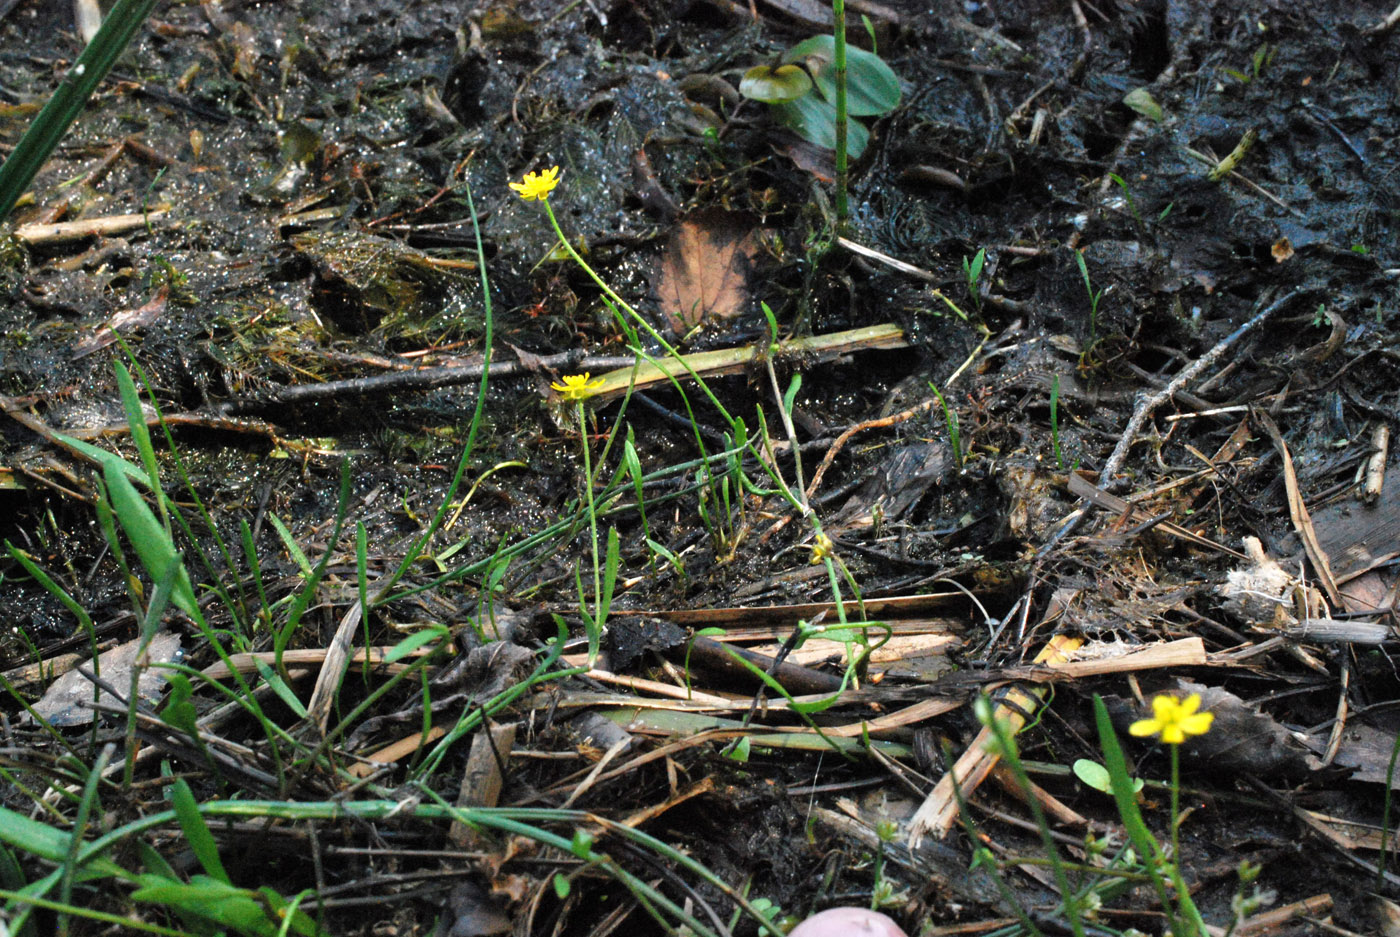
[114,361,165,524]
[5,544,94,633]
[252,658,308,719]
[170,778,229,884]
[0,0,161,219]
[267,514,312,577]
[102,462,197,616]
[1093,695,1180,932]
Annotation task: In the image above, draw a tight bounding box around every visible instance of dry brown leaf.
[654,209,758,334]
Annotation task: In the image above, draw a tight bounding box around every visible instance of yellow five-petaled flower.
[551,372,604,401]
[1129,693,1213,745]
[510,165,561,201]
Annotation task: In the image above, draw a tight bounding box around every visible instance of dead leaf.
[1163,679,1325,778]
[1330,721,1400,789]
[71,285,169,360]
[654,209,758,334]
[32,631,183,726]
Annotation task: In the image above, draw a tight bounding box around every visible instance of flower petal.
[1180,712,1214,736]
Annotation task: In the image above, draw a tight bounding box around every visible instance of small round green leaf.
[1073,758,1112,793]
[739,64,813,103]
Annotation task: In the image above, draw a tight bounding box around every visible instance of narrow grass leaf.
[598,526,619,626]
[170,778,229,884]
[6,544,94,632]
[267,514,312,578]
[103,463,196,616]
[114,361,163,510]
[131,874,322,937]
[1093,695,1179,929]
[252,658,308,718]
[0,0,162,219]
[383,624,449,664]
[53,432,151,489]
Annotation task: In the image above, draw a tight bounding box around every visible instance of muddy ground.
[2,0,1400,934]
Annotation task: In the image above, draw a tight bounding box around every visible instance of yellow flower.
[510,165,561,201]
[551,372,604,401]
[809,532,835,564]
[1129,693,1214,745]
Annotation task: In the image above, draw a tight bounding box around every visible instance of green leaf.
[783,35,901,116]
[103,463,197,616]
[0,0,163,220]
[170,779,229,884]
[267,514,312,577]
[1122,87,1163,123]
[383,624,449,664]
[739,64,813,103]
[114,362,162,500]
[598,526,619,627]
[1072,758,1112,793]
[252,657,308,718]
[52,432,151,489]
[132,874,322,937]
[158,672,198,735]
[773,96,870,158]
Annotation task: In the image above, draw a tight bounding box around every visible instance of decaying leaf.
[1330,721,1400,789]
[1123,679,1326,779]
[32,631,183,726]
[654,209,758,334]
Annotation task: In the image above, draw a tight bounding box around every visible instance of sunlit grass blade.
[102,461,197,617]
[131,874,324,937]
[114,361,165,524]
[252,658,308,719]
[0,0,162,219]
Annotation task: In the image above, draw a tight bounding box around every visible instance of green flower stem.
[1171,745,1182,875]
[1168,744,1209,936]
[539,199,737,428]
[832,0,849,228]
[575,399,603,665]
[983,702,1086,937]
[538,197,822,529]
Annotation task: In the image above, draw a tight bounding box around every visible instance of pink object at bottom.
[787,907,908,937]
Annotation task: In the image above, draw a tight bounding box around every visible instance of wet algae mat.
[2,0,1400,934]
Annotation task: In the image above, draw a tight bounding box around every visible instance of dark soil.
[3,0,1400,934]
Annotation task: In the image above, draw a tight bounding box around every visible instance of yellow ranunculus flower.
[510,165,561,201]
[1129,693,1213,745]
[550,372,604,401]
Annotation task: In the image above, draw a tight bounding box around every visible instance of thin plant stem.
[1168,743,1209,936]
[982,701,1086,937]
[1379,728,1400,887]
[832,0,849,227]
[575,400,603,665]
[1170,745,1181,874]
[540,200,735,426]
